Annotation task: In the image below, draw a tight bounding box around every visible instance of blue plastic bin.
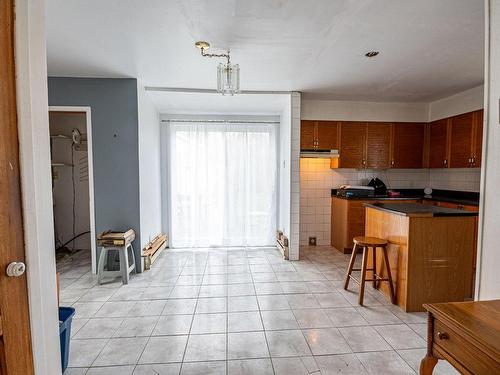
[59,306,76,372]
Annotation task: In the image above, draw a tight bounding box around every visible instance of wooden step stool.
[343,236,396,305]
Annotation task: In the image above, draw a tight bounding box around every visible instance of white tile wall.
[289,92,301,260]
[299,158,481,246]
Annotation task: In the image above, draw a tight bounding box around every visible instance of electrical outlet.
[309,236,317,246]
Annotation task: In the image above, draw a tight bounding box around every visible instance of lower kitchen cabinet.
[330,197,419,253]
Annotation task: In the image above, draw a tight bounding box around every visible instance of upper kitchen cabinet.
[316,121,338,150]
[338,122,367,168]
[449,112,474,168]
[300,120,338,150]
[472,109,483,167]
[428,109,484,169]
[428,118,449,168]
[366,122,392,169]
[391,123,426,168]
[300,120,316,149]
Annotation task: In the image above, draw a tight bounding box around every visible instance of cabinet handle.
[437,332,449,341]
[443,159,448,166]
[391,160,395,167]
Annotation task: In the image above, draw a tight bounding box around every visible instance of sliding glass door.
[169,121,277,247]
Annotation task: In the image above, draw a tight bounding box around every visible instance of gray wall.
[48,77,142,272]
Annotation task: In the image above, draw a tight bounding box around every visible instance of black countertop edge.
[331,188,479,206]
[364,202,479,217]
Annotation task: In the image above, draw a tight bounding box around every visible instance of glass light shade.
[217,63,240,95]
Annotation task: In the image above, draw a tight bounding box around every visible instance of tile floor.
[59,246,459,375]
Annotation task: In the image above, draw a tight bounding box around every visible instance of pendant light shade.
[217,62,240,95]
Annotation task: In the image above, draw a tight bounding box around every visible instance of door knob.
[6,262,26,277]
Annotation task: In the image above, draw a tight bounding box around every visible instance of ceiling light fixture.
[195,41,240,96]
[365,51,380,58]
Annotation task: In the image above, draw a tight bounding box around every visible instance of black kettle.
[368,178,387,195]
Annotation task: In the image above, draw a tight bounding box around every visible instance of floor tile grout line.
[252,265,277,375]
[178,254,207,374]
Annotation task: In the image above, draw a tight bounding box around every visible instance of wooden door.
[300,120,316,149]
[0,1,35,374]
[338,122,366,168]
[449,112,474,168]
[472,110,483,167]
[365,122,392,169]
[316,121,338,150]
[428,118,449,168]
[391,123,425,168]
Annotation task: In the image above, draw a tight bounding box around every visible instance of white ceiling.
[46,0,484,102]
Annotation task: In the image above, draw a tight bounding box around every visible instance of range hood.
[300,149,340,158]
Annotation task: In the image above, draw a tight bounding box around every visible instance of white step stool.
[97,243,136,285]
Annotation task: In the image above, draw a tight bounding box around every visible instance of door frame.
[14,0,62,373]
[49,106,97,274]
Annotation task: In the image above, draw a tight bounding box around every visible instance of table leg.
[419,356,438,375]
[420,311,438,374]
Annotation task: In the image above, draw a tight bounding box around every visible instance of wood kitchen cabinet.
[473,109,483,167]
[331,197,419,253]
[428,109,484,169]
[391,122,426,168]
[300,120,338,150]
[366,122,392,168]
[301,109,483,169]
[300,120,316,149]
[337,122,366,168]
[449,112,474,168]
[429,118,449,168]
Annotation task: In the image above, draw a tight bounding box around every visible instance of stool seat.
[353,236,388,247]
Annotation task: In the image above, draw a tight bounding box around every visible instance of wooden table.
[420,300,500,374]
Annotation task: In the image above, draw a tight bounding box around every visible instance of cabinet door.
[429,118,449,168]
[449,112,474,168]
[300,120,316,149]
[316,121,338,150]
[391,123,425,168]
[339,122,366,168]
[366,122,392,169]
[473,110,483,167]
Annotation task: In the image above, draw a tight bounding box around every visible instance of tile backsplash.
[299,158,481,246]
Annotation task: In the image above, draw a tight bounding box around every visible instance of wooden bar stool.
[343,236,396,305]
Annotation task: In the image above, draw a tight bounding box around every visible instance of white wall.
[429,85,484,121]
[301,99,429,122]
[477,0,500,300]
[138,82,162,251]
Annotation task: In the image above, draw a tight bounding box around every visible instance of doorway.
[49,107,97,276]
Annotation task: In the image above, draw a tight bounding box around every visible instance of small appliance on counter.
[337,185,375,198]
[368,178,387,195]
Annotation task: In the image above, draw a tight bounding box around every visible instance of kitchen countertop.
[331,188,479,206]
[364,202,479,217]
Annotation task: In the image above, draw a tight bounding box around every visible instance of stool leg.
[128,244,136,274]
[120,245,130,285]
[372,246,377,289]
[382,247,396,304]
[97,248,108,285]
[344,243,358,290]
[359,246,368,305]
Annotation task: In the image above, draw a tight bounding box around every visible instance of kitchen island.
[364,202,477,312]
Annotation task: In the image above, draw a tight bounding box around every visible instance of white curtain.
[168,121,277,248]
